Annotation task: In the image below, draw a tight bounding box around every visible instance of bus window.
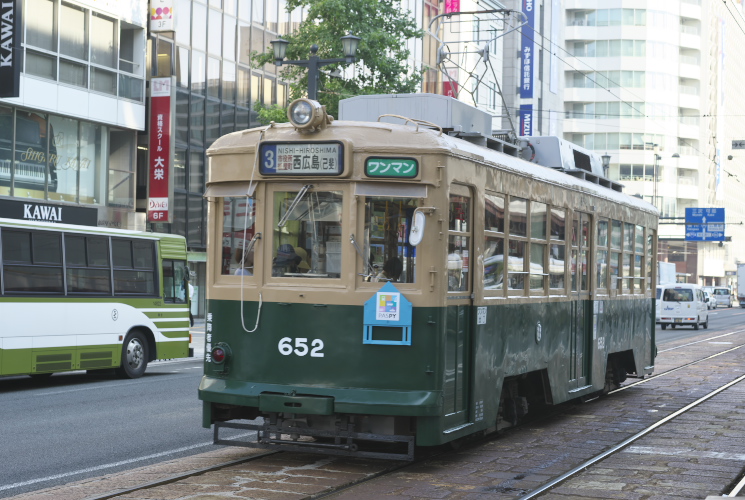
[112,239,156,295]
[163,259,189,303]
[363,197,418,283]
[65,235,111,294]
[2,230,63,293]
[272,189,343,278]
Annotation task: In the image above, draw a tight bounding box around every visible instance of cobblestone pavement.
[7,329,745,500]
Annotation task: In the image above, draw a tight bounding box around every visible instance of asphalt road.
[0,330,226,499]
[656,303,745,345]
[3,308,745,499]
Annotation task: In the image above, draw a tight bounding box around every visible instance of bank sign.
[520,0,535,99]
[0,0,22,98]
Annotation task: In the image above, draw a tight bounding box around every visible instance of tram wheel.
[117,330,149,379]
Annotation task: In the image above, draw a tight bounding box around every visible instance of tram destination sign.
[685,207,725,241]
[365,157,418,178]
[259,142,343,175]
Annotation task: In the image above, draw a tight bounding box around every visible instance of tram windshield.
[272,190,343,278]
[363,197,417,283]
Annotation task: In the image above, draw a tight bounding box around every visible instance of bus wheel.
[117,330,148,379]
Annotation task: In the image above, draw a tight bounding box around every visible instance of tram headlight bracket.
[287,98,332,132]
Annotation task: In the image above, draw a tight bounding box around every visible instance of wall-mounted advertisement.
[520,0,535,99]
[0,0,22,98]
[520,104,533,137]
[150,0,174,32]
[147,77,175,223]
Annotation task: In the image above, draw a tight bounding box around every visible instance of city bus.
[0,217,192,379]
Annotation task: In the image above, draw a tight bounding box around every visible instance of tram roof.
[208,120,659,218]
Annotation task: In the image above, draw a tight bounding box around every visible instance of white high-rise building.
[562,1,745,287]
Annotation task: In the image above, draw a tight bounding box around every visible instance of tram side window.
[221,196,256,276]
[622,222,634,292]
[596,219,609,290]
[529,202,547,292]
[647,229,655,289]
[112,239,156,295]
[163,259,189,303]
[363,197,418,283]
[507,197,527,291]
[1,229,63,293]
[635,224,644,291]
[549,208,566,290]
[483,193,504,292]
[272,190,343,278]
[65,235,112,294]
[610,220,622,289]
[448,193,470,291]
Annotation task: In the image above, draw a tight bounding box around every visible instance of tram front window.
[363,197,417,283]
[272,190,343,278]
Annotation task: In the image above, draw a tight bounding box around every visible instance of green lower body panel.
[200,296,654,448]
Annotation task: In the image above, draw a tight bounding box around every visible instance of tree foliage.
[252,0,423,118]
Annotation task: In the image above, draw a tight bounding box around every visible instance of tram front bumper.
[198,376,443,417]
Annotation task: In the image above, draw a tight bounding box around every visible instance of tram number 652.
[278,337,325,357]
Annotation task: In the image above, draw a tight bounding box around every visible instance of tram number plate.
[278,337,325,357]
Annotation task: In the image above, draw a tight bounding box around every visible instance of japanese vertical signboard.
[150,0,174,32]
[520,0,534,99]
[147,77,174,223]
[0,0,22,98]
[520,104,533,137]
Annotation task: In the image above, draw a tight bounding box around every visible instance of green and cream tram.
[199,96,657,459]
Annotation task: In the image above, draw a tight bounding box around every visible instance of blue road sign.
[686,207,725,224]
[685,208,725,241]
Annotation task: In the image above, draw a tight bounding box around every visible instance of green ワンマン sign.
[365,158,418,178]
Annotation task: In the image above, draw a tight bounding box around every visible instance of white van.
[711,287,733,308]
[657,284,709,330]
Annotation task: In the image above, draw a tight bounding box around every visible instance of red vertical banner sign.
[148,77,174,223]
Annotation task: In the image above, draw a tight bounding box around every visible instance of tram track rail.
[516,371,745,499]
[25,328,745,500]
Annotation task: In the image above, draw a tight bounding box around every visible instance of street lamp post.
[270,34,361,101]
[653,153,661,208]
[601,152,611,178]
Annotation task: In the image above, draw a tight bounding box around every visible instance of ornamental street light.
[270,33,361,101]
[601,152,611,178]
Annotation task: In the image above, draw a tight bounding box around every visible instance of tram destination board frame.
[259,141,344,176]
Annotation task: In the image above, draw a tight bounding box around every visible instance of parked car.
[702,290,714,310]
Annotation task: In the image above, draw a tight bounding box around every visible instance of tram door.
[569,212,592,390]
[444,188,472,429]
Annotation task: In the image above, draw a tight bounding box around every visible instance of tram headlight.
[287,98,329,132]
[211,343,231,365]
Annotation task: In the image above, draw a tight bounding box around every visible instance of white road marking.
[625,445,745,461]
[0,431,255,493]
